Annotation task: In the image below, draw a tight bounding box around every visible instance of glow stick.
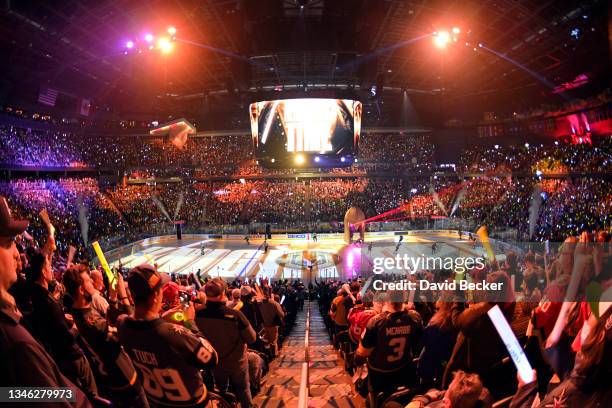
[92,241,116,289]
[67,245,76,267]
[280,295,286,304]
[408,286,416,304]
[39,208,55,238]
[39,208,51,226]
[476,226,495,261]
[342,283,356,303]
[488,305,534,383]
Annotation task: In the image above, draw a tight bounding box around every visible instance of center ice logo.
[275,250,340,270]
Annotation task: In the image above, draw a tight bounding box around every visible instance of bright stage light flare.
[433,31,451,48]
[157,37,174,54]
[145,33,154,42]
[168,26,176,35]
[452,27,460,34]
[295,154,305,165]
[126,40,134,49]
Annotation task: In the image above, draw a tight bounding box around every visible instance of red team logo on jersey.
[348,308,378,342]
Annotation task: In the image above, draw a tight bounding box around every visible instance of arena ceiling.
[0,0,608,115]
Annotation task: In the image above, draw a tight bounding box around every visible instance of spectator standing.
[26,248,98,397]
[62,264,148,407]
[0,196,91,407]
[355,299,423,403]
[258,287,285,356]
[417,292,459,388]
[226,288,242,309]
[118,264,218,408]
[195,278,257,408]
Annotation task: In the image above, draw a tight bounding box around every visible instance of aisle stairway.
[308,303,362,407]
[253,306,307,407]
[254,302,361,408]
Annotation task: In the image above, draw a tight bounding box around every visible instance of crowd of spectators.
[358,133,435,169]
[0,125,164,168]
[2,120,608,182]
[458,138,612,174]
[1,200,304,407]
[0,124,438,175]
[0,172,608,260]
[318,228,611,407]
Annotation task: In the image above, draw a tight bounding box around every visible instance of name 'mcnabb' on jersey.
[361,309,423,373]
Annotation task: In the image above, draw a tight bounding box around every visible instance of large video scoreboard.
[249,98,362,167]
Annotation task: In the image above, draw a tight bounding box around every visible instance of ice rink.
[104,231,489,281]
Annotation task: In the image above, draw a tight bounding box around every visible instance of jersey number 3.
[386,337,406,362]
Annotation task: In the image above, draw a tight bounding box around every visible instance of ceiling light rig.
[432,27,464,49]
[124,27,177,55]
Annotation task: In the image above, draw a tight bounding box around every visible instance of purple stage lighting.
[145,33,154,42]
[126,40,134,49]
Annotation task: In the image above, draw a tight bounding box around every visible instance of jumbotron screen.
[250,98,362,157]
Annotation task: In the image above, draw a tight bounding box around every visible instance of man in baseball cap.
[126,263,165,303]
[119,263,218,407]
[0,196,91,407]
[196,278,257,408]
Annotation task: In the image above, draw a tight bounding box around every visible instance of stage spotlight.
[158,37,174,54]
[433,31,450,48]
[340,157,346,163]
[126,40,134,49]
[271,158,275,163]
[478,43,484,48]
[295,155,305,165]
[145,33,154,42]
[452,27,460,34]
[314,156,320,163]
[168,26,176,35]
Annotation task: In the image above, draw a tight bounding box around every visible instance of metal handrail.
[297,302,311,408]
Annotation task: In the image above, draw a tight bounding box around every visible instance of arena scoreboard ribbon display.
[92,241,117,289]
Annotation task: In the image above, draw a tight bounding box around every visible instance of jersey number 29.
[134,362,191,402]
